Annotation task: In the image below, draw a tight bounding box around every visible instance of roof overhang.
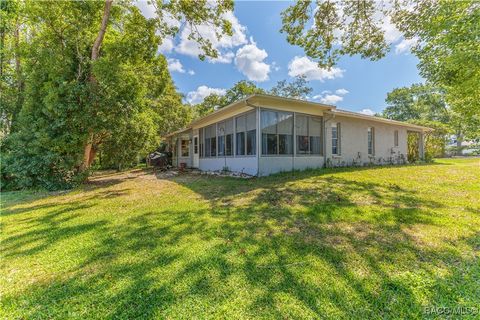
[164,94,336,137]
[163,94,432,138]
[331,109,433,132]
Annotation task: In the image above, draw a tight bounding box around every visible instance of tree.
[223,80,265,104]
[281,0,389,69]
[269,75,312,99]
[79,0,234,170]
[393,1,480,121]
[0,0,24,135]
[1,0,235,190]
[194,80,264,116]
[383,84,449,122]
[195,94,226,117]
[382,83,479,157]
[193,76,314,117]
[280,1,480,121]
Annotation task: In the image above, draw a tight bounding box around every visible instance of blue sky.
[138,1,423,115]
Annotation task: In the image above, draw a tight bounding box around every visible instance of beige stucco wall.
[325,115,408,167]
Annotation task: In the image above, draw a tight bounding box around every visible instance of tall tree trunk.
[12,20,24,132]
[80,0,113,172]
[0,25,4,79]
[456,130,463,156]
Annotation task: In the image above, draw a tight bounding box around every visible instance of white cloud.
[176,11,247,64]
[335,88,349,95]
[158,37,174,53]
[186,85,226,104]
[395,38,417,54]
[210,52,235,64]
[359,108,375,116]
[234,38,270,82]
[137,2,178,54]
[288,56,344,81]
[187,69,195,75]
[312,88,348,105]
[381,16,403,44]
[167,58,185,73]
[318,94,343,105]
[136,1,156,19]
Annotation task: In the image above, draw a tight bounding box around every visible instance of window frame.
[368,127,375,156]
[217,119,234,157]
[261,108,294,157]
[235,110,257,157]
[180,139,190,157]
[193,136,198,154]
[331,122,341,155]
[295,113,323,156]
[203,124,217,158]
[394,130,399,147]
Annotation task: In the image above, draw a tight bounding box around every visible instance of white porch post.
[256,107,261,176]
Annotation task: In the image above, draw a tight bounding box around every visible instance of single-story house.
[164,94,431,176]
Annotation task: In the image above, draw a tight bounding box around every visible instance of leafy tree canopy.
[383,84,449,123]
[193,76,313,116]
[0,0,234,190]
[194,80,265,117]
[382,83,480,157]
[269,75,312,99]
[281,0,480,120]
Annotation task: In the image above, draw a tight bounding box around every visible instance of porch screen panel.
[309,117,322,155]
[261,110,293,155]
[296,115,309,154]
[236,115,246,155]
[246,111,256,155]
[261,110,277,155]
[225,118,234,156]
[205,124,216,157]
[277,112,293,155]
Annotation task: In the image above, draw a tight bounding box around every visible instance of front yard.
[1,158,479,319]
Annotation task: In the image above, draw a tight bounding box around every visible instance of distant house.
[447,135,479,155]
[164,94,431,176]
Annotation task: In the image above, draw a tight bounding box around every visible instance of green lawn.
[1,158,479,319]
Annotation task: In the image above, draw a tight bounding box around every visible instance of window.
[247,129,256,155]
[181,139,190,157]
[204,124,216,157]
[296,115,322,155]
[194,137,198,154]
[236,111,256,156]
[261,110,293,155]
[394,130,399,147]
[368,127,375,155]
[236,132,245,155]
[217,119,233,156]
[332,123,341,155]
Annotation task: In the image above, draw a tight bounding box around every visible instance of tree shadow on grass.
[0,169,145,216]
[2,165,478,319]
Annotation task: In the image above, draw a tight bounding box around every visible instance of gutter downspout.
[245,99,260,176]
[323,112,335,168]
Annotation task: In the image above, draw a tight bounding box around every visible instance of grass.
[1,158,479,319]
